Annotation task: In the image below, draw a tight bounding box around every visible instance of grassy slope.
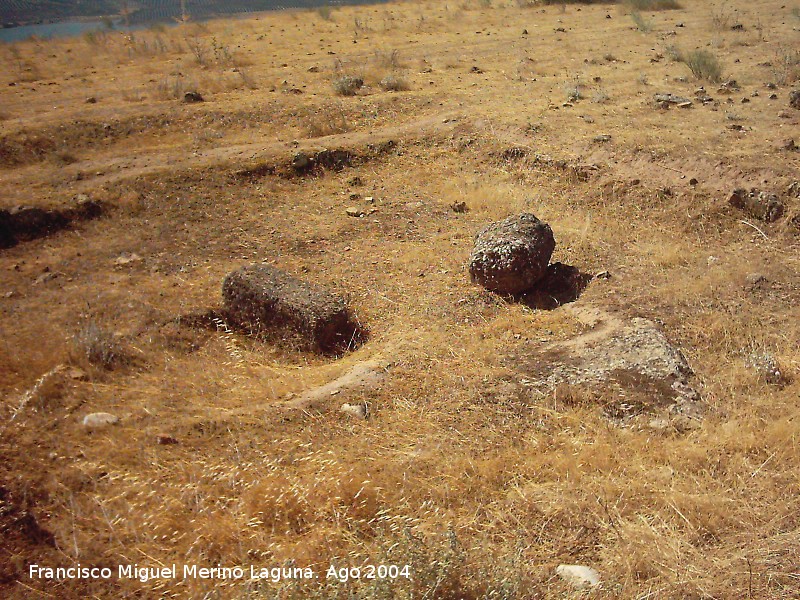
[0,0,799,598]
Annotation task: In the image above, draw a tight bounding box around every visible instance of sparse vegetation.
[630,10,653,32]
[564,76,584,101]
[591,88,610,102]
[773,46,800,84]
[316,5,334,21]
[379,74,410,91]
[302,105,350,137]
[681,48,724,82]
[711,2,736,30]
[332,74,364,96]
[71,321,131,371]
[1,2,799,599]
[155,74,187,100]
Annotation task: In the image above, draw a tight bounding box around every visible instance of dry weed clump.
[316,5,335,21]
[630,10,653,32]
[155,74,193,100]
[333,75,365,96]
[773,46,800,85]
[70,321,132,371]
[681,48,724,82]
[379,74,410,92]
[302,105,350,138]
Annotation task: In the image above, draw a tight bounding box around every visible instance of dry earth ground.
[0,0,799,598]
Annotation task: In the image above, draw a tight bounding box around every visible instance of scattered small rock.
[33,271,59,285]
[346,207,365,217]
[85,96,97,104]
[654,93,691,106]
[689,177,698,185]
[593,134,612,143]
[745,351,786,386]
[292,152,311,171]
[790,90,800,110]
[450,201,468,213]
[114,252,142,267]
[156,433,179,445]
[62,366,88,381]
[745,273,768,288]
[778,139,797,151]
[556,565,601,589]
[340,402,368,419]
[183,91,204,103]
[595,270,611,279]
[82,412,119,430]
[728,188,784,222]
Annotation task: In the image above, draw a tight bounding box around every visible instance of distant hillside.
[0,0,386,26]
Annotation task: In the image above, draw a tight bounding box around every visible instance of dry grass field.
[1,0,799,598]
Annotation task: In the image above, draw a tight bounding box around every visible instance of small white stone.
[82,412,119,430]
[340,403,368,419]
[556,564,600,589]
[114,253,142,266]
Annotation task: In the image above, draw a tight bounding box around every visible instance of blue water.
[0,0,389,43]
[0,21,128,43]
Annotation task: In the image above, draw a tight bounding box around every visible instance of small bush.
[711,5,734,30]
[630,11,653,32]
[682,49,723,82]
[332,75,364,96]
[72,322,131,371]
[303,108,350,137]
[774,47,800,85]
[316,6,334,20]
[563,77,583,101]
[380,74,409,92]
[665,44,683,61]
[156,74,191,100]
[374,48,403,70]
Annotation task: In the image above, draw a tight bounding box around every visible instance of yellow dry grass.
[0,0,798,598]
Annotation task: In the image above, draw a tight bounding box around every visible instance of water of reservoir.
[0,0,388,43]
